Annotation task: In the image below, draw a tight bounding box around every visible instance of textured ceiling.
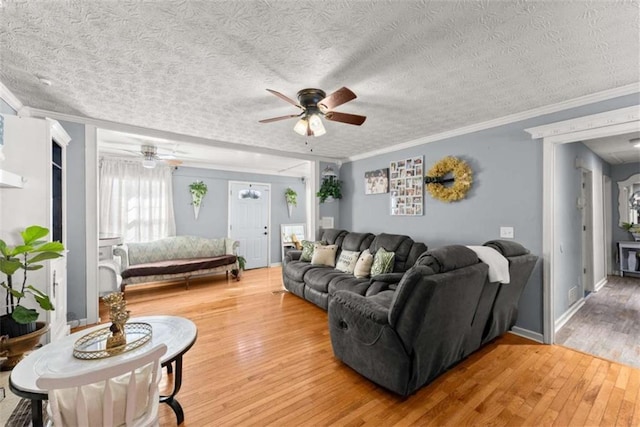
[1,1,639,160]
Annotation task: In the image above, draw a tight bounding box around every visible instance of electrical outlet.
[568,286,578,305]
[500,227,514,239]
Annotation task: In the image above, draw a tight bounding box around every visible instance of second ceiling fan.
[259,87,366,137]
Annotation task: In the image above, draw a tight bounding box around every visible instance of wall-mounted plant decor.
[189,180,208,219]
[390,156,423,215]
[424,156,473,203]
[317,178,342,203]
[285,187,297,217]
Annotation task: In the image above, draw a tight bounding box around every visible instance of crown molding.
[0,80,24,112]
[346,83,640,162]
[524,105,640,143]
[21,106,340,164]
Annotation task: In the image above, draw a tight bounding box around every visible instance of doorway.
[581,169,595,292]
[228,181,271,269]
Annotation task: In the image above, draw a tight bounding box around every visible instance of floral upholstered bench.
[114,235,239,292]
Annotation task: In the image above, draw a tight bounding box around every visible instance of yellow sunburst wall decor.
[424,156,473,202]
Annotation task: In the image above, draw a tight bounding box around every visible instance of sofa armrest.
[113,245,129,272]
[225,238,239,255]
[332,290,389,324]
[285,249,302,264]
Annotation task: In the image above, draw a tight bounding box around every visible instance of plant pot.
[0,321,48,371]
[0,314,36,338]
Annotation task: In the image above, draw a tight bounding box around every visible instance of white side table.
[618,241,640,276]
[9,315,197,427]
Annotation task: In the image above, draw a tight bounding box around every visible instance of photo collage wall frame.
[390,156,424,216]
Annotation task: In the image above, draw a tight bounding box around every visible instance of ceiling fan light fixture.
[293,118,309,136]
[630,137,640,148]
[142,157,156,169]
[308,114,326,136]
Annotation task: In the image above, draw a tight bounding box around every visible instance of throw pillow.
[311,244,338,267]
[335,250,361,274]
[300,240,326,262]
[371,248,395,276]
[353,249,374,278]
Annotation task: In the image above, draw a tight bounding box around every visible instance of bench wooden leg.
[185,276,190,290]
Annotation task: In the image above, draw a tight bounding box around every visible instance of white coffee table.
[9,315,197,427]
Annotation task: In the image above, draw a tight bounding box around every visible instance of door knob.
[263,232,268,235]
[264,226,267,229]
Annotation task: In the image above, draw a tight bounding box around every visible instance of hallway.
[556,275,640,369]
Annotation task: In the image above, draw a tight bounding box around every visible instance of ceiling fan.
[139,145,183,168]
[259,87,366,137]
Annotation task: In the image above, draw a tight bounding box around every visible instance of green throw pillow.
[370,248,395,276]
[300,240,326,262]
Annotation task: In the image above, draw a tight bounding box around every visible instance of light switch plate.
[500,227,514,239]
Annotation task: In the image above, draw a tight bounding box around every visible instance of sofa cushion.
[483,240,530,257]
[336,250,361,274]
[284,260,323,282]
[414,245,479,273]
[305,267,351,293]
[353,249,374,278]
[311,244,338,266]
[341,232,375,252]
[369,233,419,272]
[321,229,349,247]
[121,255,237,279]
[300,240,326,262]
[126,236,227,265]
[328,276,371,297]
[371,248,395,276]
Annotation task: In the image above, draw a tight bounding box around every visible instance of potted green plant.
[189,180,208,219]
[0,225,63,338]
[231,255,246,280]
[285,188,297,217]
[621,222,640,241]
[317,178,342,203]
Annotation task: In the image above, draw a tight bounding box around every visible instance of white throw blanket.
[466,245,510,284]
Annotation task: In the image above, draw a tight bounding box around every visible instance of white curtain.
[100,159,176,243]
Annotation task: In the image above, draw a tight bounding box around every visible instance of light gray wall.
[60,121,87,322]
[611,162,640,244]
[173,167,307,264]
[340,93,639,334]
[553,142,610,320]
[0,98,16,115]
[318,161,341,238]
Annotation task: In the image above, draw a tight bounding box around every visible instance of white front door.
[229,182,270,269]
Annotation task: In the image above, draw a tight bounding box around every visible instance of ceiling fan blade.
[266,89,302,109]
[324,111,367,126]
[318,87,357,112]
[157,153,177,160]
[165,159,183,166]
[259,114,302,124]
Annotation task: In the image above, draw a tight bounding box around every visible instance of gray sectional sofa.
[329,240,537,396]
[282,229,427,310]
[282,229,538,397]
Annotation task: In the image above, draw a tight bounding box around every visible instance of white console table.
[618,241,640,277]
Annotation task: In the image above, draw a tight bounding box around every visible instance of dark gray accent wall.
[60,121,87,322]
[173,167,307,264]
[553,142,610,320]
[0,98,16,115]
[340,93,639,334]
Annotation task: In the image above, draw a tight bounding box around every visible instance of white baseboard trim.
[554,298,586,333]
[509,327,544,343]
[270,262,282,267]
[594,277,608,292]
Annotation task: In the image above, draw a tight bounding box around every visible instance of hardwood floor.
[109,267,640,426]
[556,275,640,369]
